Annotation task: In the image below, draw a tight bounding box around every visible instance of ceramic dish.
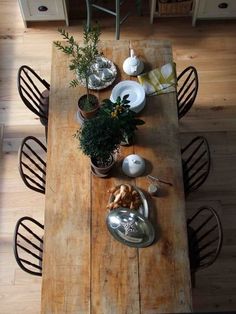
[76,56,117,90]
[108,184,149,218]
[110,80,146,113]
[106,208,155,248]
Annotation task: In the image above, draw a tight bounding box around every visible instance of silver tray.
[108,184,149,218]
[106,208,155,248]
[76,56,117,91]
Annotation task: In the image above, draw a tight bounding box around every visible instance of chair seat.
[187,206,223,273]
[177,66,198,119]
[13,216,44,276]
[17,65,50,134]
[181,136,211,196]
[18,136,47,194]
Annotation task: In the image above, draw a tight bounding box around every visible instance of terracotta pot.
[78,94,99,119]
[91,155,115,177]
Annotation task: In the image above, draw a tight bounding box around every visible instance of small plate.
[108,185,148,218]
[110,80,146,113]
[106,208,155,248]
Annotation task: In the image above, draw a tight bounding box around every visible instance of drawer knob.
[38,6,48,12]
[218,3,228,9]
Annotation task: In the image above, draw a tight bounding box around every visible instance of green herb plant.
[99,95,145,144]
[54,25,101,110]
[75,115,121,167]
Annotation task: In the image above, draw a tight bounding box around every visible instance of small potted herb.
[99,95,145,145]
[75,114,121,176]
[54,25,101,119]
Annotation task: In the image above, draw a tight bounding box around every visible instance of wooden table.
[41,40,192,314]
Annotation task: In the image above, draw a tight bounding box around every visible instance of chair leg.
[45,125,48,142]
[86,0,91,29]
[150,0,157,24]
[191,271,196,288]
[136,0,142,16]
[115,0,120,40]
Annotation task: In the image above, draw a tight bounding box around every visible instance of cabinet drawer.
[18,0,66,21]
[197,0,236,18]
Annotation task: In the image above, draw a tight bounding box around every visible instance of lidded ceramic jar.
[122,154,145,177]
[123,49,144,76]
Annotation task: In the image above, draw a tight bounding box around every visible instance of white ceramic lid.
[122,154,146,178]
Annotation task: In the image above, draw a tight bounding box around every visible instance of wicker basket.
[158,0,193,16]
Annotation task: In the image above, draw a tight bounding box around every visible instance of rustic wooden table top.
[41,39,192,314]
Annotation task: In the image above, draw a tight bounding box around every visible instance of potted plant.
[54,25,101,119]
[99,95,145,145]
[75,114,122,176]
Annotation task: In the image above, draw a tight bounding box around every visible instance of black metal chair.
[181,136,211,196]
[18,136,47,194]
[187,206,223,285]
[86,0,142,40]
[13,216,44,276]
[177,66,199,119]
[17,65,50,127]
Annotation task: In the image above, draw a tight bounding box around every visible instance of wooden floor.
[0,1,236,313]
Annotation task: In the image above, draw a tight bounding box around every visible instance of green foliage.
[54,25,101,95]
[75,95,145,165]
[75,115,121,165]
[99,95,145,143]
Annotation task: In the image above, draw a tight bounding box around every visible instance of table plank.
[131,40,192,313]
[90,41,140,314]
[42,46,92,313]
[41,40,192,314]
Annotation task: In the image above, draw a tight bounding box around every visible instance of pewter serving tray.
[76,56,117,90]
[106,208,155,248]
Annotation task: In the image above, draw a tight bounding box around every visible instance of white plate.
[110,80,146,113]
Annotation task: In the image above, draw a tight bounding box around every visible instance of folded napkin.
[137,63,176,96]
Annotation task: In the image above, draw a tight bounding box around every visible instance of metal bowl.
[106,208,155,248]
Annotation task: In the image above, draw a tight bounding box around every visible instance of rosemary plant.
[54,25,101,105]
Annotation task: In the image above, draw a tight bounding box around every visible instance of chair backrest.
[18,136,47,194]
[177,66,198,119]
[187,206,223,273]
[181,136,211,196]
[86,0,141,40]
[13,216,44,276]
[17,65,50,126]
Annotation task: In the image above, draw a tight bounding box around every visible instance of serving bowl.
[110,80,146,113]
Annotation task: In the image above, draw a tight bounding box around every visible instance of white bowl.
[110,80,146,113]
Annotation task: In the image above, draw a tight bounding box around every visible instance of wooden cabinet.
[18,0,69,27]
[192,0,236,26]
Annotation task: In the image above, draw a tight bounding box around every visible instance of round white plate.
[110,80,146,113]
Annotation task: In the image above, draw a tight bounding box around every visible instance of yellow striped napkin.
[137,63,177,96]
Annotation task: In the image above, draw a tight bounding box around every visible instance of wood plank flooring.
[0,1,236,313]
